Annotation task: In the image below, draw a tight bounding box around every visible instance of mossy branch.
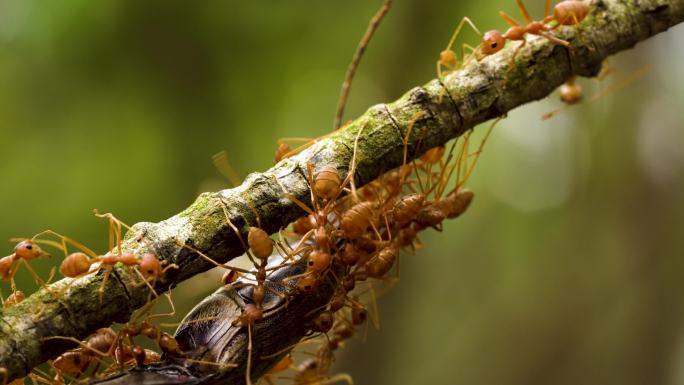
[0,0,682,382]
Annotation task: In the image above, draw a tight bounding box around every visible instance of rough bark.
[0,0,682,382]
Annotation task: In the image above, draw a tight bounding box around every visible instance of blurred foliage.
[0,1,683,384]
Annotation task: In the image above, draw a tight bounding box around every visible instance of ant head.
[307,250,331,273]
[297,275,318,293]
[242,304,263,325]
[313,310,334,333]
[351,306,368,325]
[480,30,506,56]
[140,253,161,279]
[14,240,49,260]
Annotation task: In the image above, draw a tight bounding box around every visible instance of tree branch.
[0,0,682,382]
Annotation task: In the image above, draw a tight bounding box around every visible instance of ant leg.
[278,137,314,144]
[460,43,480,67]
[365,281,381,330]
[549,12,593,51]
[447,17,483,50]
[539,31,569,47]
[320,373,354,385]
[180,359,237,369]
[246,324,254,385]
[516,0,533,24]
[460,118,501,187]
[176,240,253,274]
[131,267,160,300]
[275,137,319,160]
[332,122,367,203]
[17,259,50,288]
[498,11,522,28]
[217,199,258,265]
[430,139,461,199]
[29,230,98,258]
[446,130,472,191]
[98,267,112,304]
[158,315,221,329]
[28,369,54,385]
[212,151,242,187]
[243,195,263,229]
[146,293,176,322]
[306,162,323,213]
[544,0,551,20]
[93,211,123,255]
[503,39,526,84]
[400,112,427,187]
[273,175,315,216]
[585,65,650,103]
[41,337,109,357]
[438,17,483,77]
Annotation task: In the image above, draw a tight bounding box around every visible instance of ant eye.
[491,43,497,48]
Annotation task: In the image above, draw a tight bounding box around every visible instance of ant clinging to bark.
[437,1,590,80]
[478,0,591,63]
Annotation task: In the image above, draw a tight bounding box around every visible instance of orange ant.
[46,327,119,380]
[46,294,230,381]
[41,229,161,302]
[472,0,590,81]
[195,196,302,385]
[0,239,52,291]
[437,17,484,78]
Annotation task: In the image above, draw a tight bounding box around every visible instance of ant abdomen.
[419,145,446,164]
[553,0,590,26]
[393,193,425,226]
[248,227,273,260]
[365,245,399,278]
[442,189,475,219]
[559,77,583,104]
[314,165,342,200]
[86,328,117,355]
[53,351,91,376]
[341,202,375,239]
[60,252,91,278]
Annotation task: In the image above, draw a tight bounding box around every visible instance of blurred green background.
[1,1,683,384]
